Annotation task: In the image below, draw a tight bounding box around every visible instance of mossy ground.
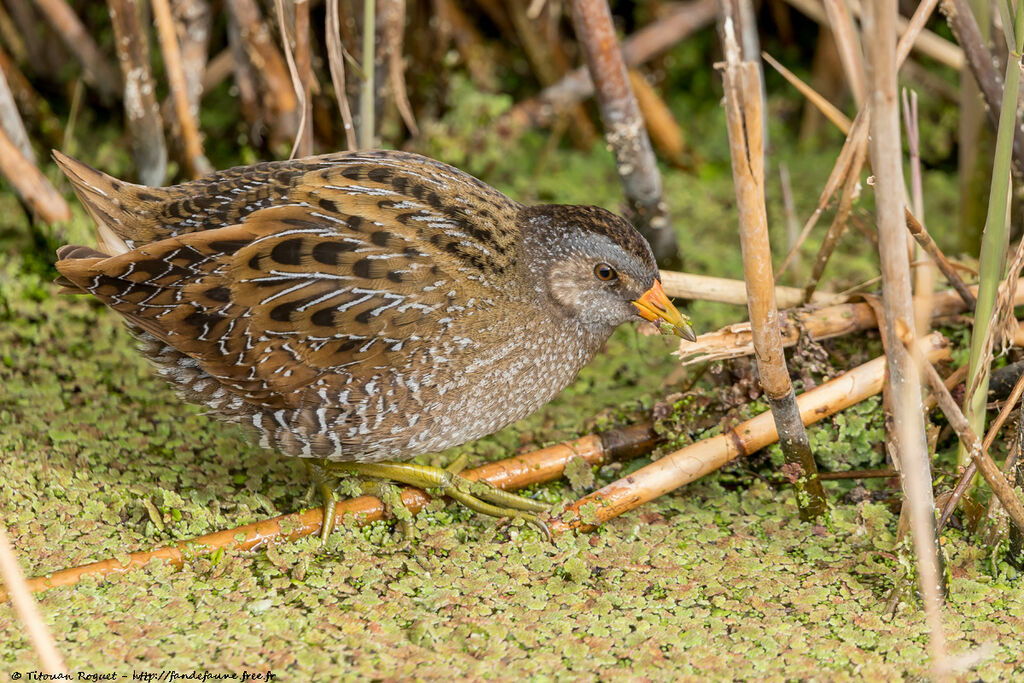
[2,85,1023,680]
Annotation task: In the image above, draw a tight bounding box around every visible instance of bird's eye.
[594,263,617,281]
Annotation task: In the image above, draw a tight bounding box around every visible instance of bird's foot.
[325,459,552,542]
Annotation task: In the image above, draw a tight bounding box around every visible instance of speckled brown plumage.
[54,149,692,468]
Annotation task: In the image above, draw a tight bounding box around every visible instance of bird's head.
[518,205,695,341]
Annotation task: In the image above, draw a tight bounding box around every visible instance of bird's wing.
[55,186,518,410]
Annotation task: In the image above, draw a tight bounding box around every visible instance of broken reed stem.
[762,51,852,134]
[553,332,951,532]
[569,0,679,267]
[904,208,977,310]
[152,0,211,178]
[721,26,825,519]
[0,526,67,672]
[359,0,376,149]
[907,336,1024,534]
[902,88,936,339]
[864,0,948,670]
[659,270,840,307]
[677,280,1023,366]
[0,126,70,223]
[327,0,357,150]
[108,0,167,186]
[959,0,1022,470]
[5,424,659,599]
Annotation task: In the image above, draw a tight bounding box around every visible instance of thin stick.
[381,0,417,136]
[359,0,376,149]
[904,209,976,310]
[553,332,951,532]
[152,0,211,178]
[6,423,659,599]
[721,21,826,519]
[819,468,897,480]
[274,0,308,160]
[762,51,852,134]
[108,0,167,186]
[0,526,67,672]
[327,0,357,149]
[864,0,948,670]
[569,0,679,267]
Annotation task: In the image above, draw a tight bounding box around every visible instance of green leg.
[304,459,339,547]
[326,460,552,541]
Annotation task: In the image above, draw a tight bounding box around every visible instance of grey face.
[518,205,659,334]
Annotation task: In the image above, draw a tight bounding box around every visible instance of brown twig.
[721,23,826,519]
[821,0,866,106]
[171,0,210,113]
[819,468,898,480]
[152,0,211,178]
[108,0,167,186]
[569,0,679,268]
[0,526,67,672]
[34,0,120,103]
[628,70,688,168]
[904,208,976,310]
[554,332,951,532]
[6,423,659,599]
[0,126,69,223]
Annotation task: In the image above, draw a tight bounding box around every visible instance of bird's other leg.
[303,459,339,547]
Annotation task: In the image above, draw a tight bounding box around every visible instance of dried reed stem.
[904,208,976,310]
[0,526,67,672]
[659,270,841,306]
[359,0,376,148]
[34,0,120,102]
[294,0,313,157]
[721,22,826,519]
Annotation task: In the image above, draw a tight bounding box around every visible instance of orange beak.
[632,280,696,341]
